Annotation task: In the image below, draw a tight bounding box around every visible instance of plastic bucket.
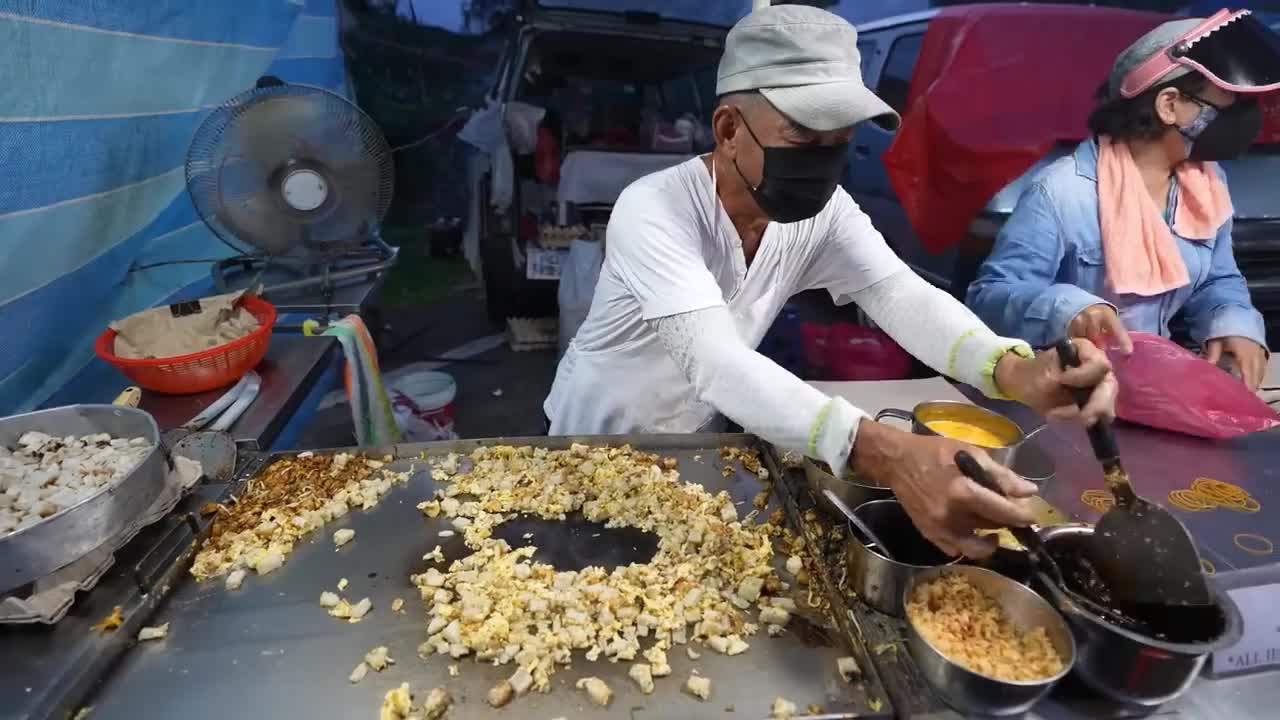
[391,370,457,433]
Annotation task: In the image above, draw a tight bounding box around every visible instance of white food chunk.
[684,674,712,700]
[576,677,613,707]
[447,664,459,677]
[770,597,797,612]
[319,592,340,608]
[736,576,764,605]
[253,550,284,575]
[771,696,799,719]
[349,662,369,684]
[365,645,394,671]
[628,663,655,694]
[422,545,445,563]
[767,624,785,637]
[391,597,405,613]
[225,569,246,591]
[508,667,534,695]
[786,555,803,576]
[337,577,348,591]
[437,530,455,538]
[333,528,355,547]
[347,597,372,622]
[422,687,451,720]
[486,679,514,708]
[137,623,169,641]
[380,683,413,720]
[726,635,750,656]
[837,656,861,682]
[686,647,701,659]
[759,606,791,626]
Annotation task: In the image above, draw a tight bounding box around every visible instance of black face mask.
[1182,96,1263,161]
[731,111,848,223]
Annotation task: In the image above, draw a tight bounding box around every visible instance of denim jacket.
[966,138,1267,350]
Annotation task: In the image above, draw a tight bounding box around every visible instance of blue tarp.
[0,0,350,413]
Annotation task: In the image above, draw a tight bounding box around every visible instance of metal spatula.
[1056,340,1211,608]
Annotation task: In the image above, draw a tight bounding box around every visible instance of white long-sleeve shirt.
[544,157,1029,472]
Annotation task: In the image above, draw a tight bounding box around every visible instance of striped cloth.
[308,315,400,448]
[0,1,349,414]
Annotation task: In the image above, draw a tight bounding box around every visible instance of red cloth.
[883,5,1170,255]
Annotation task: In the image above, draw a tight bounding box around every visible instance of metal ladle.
[823,488,896,561]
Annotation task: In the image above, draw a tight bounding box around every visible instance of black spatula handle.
[1055,339,1120,462]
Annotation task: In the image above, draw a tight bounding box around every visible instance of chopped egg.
[225,569,246,591]
[576,677,612,707]
[337,577,348,591]
[391,597,405,613]
[687,647,701,660]
[379,683,413,720]
[422,545,445,563]
[487,680,514,708]
[837,656,861,682]
[349,662,369,684]
[771,697,798,719]
[629,663,655,694]
[759,606,791,626]
[447,664,459,677]
[684,674,712,700]
[333,528,355,547]
[348,597,372,622]
[136,623,169,641]
[786,555,803,576]
[421,687,451,720]
[319,591,340,608]
[364,645,394,671]
[437,530,454,538]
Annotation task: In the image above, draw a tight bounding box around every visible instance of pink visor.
[1120,9,1280,98]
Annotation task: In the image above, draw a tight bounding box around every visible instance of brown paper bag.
[111,290,260,359]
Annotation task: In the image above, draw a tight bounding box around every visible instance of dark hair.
[1086,73,1208,141]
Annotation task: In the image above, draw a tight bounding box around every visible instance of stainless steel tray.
[0,405,166,593]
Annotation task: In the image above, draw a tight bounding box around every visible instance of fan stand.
[211,235,398,300]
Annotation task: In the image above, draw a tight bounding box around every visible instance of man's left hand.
[994,339,1117,427]
[1205,336,1267,391]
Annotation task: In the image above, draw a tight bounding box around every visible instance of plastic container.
[94,296,276,395]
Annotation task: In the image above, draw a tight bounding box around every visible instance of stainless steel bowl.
[844,499,956,616]
[804,458,891,516]
[904,565,1077,716]
[1034,524,1243,707]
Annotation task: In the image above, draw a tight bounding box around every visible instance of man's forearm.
[852,269,1032,398]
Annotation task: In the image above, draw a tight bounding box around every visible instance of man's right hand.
[851,420,1038,559]
[1068,303,1133,354]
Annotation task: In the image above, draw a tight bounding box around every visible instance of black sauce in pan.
[1046,537,1224,645]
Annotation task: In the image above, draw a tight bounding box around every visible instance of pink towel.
[1096,136,1233,296]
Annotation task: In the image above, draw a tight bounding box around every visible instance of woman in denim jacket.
[966,15,1273,389]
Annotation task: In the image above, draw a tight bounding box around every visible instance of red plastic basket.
[94,296,276,395]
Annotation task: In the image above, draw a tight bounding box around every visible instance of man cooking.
[544,5,1118,559]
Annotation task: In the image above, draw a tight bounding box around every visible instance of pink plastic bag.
[1107,332,1280,439]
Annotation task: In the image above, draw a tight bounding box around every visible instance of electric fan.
[186,77,397,300]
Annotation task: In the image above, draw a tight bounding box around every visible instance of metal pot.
[804,457,891,516]
[1034,524,1244,707]
[844,499,957,616]
[875,401,1055,483]
[876,401,1025,465]
[904,565,1077,717]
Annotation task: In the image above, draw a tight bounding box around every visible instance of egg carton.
[0,456,202,624]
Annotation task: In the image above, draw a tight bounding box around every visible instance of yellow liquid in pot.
[924,420,1009,448]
